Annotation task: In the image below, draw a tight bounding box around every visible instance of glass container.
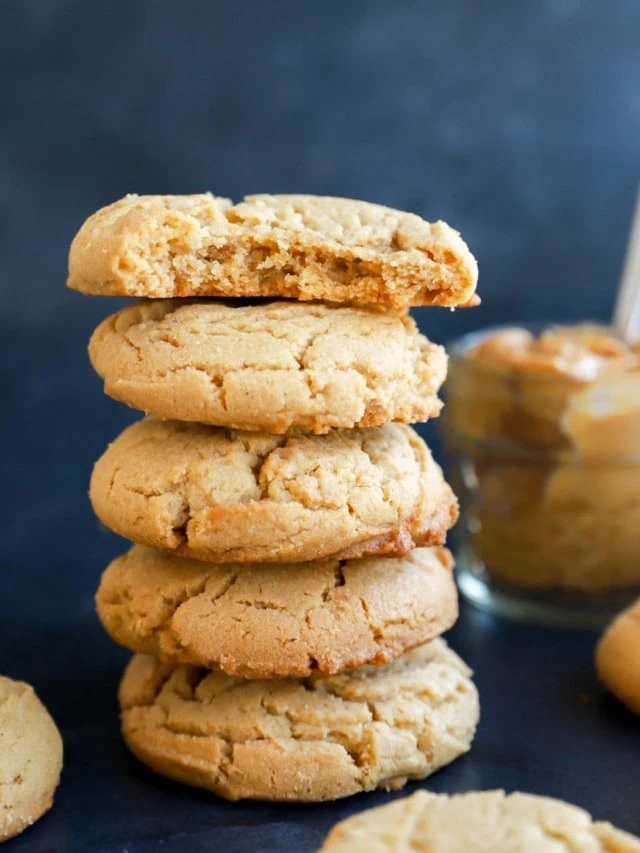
[441,323,640,628]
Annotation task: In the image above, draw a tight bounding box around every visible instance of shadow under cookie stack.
[68,193,480,803]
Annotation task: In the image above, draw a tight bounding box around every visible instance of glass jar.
[441,323,640,628]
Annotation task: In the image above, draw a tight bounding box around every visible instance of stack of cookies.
[68,193,480,803]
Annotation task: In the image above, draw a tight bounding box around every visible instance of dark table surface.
[2,338,640,853]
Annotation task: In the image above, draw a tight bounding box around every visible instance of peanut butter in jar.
[442,323,640,627]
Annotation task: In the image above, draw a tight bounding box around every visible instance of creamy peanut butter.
[469,324,638,381]
[448,324,640,451]
[444,324,640,594]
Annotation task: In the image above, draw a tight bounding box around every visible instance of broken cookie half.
[68,193,478,309]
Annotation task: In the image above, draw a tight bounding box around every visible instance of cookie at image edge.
[320,789,640,852]
[89,418,458,563]
[118,638,479,802]
[88,299,447,433]
[0,676,63,842]
[68,193,478,309]
[596,597,640,716]
[96,545,458,678]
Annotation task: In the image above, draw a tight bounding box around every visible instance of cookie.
[596,598,640,715]
[90,418,458,563]
[320,789,640,852]
[118,638,478,802]
[67,193,478,309]
[0,676,63,842]
[96,545,458,678]
[88,299,447,433]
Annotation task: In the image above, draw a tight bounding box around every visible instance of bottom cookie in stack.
[118,638,479,802]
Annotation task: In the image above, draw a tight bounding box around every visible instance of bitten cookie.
[88,299,447,433]
[0,677,63,842]
[67,193,478,309]
[90,418,458,563]
[119,639,478,802]
[96,545,458,678]
[596,597,640,715]
[320,789,640,852]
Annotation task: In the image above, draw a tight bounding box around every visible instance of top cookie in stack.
[70,193,479,803]
[68,193,478,307]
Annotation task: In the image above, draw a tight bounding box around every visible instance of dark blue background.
[1,1,639,850]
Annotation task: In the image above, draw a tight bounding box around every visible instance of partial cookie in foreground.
[320,789,640,852]
[596,597,640,715]
[68,193,478,309]
[89,299,447,433]
[90,418,458,563]
[0,676,63,842]
[119,638,478,802]
[97,545,458,678]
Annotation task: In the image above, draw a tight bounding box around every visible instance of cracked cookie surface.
[119,638,478,802]
[68,193,478,308]
[90,418,458,563]
[0,677,63,842]
[596,597,640,716]
[89,299,447,433]
[96,545,458,678]
[321,789,640,852]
